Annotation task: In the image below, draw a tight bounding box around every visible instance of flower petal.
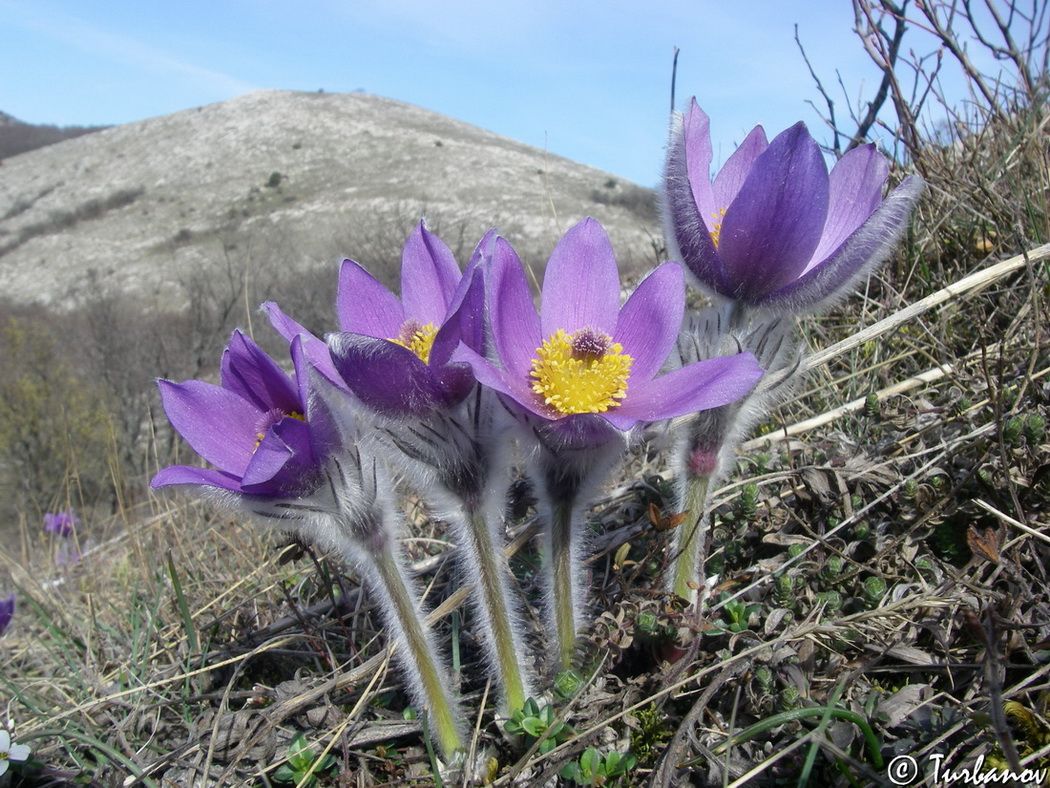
[451,344,544,419]
[220,330,300,414]
[683,100,718,225]
[712,124,768,210]
[262,302,344,391]
[487,236,541,378]
[158,379,259,474]
[612,352,763,422]
[400,221,462,324]
[241,417,315,490]
[151,464,246,492]
[540,218,620,336]
[718,122,830,300]
[761,175,924,313]
[431,263,485,365]
[327,332,449,416]
[808,143,889,267]
[613,261,685,382]
[664,106,729,294]
[336,259,405,337]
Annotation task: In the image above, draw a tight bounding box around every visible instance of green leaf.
[273,764,296,783]
[521,717,546,738]
[560,762,583,781]
[579,747,601,776]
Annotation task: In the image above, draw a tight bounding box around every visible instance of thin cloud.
[3,1,259,96]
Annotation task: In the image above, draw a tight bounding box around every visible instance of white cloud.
[2,1,259,96]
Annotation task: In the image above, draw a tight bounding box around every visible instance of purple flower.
[324,221,484,417]
[44,510,77,538]
[453,218,764,435]
[0,593,14,638]
[151,330,330,498]
[664,99,923,314]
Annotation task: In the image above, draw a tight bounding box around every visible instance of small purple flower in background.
[0,724,31,777]
[44,510,82,567]
[0,593,14,638]
[664,98,923,316]
[43,510,77,538]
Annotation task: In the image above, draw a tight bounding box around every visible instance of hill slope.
[0,90,659,307]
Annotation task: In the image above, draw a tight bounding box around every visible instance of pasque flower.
[44,510,77,537]
[454,218,763,667]
[45,510,83,567]
[319,227,535,713]
[664,98,924,315]
[151,330,327,498]
[151,330,466,761]
[327,220,483,416]
[454,218,763,434]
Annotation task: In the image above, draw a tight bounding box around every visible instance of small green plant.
[820,554,845,583]
[773,573,796,608]
[629,703,672,765]
[553,669,585,701]
[737,482,759,518]
[560,746,638,785]
[273,733,337,786]
[1024,413,1046,444]
[503,697,575,755]
[861,576,888,607]
[714,593,761,633]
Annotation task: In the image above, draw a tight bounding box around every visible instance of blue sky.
[0,1,999,186]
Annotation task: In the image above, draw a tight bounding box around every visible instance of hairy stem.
[548,497,579,670]
[368,541,465,760]
[454,504,530,712]
[669,474,711,604]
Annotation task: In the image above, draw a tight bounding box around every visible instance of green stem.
[16,728,158,787]
[549,499,578,670]
[670,474,710,604]
[711,707,885,770]
[370,545,465,761]
[462,506,528,712]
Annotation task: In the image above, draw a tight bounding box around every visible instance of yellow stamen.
[391,320,439,364]
[530,328,633,415]
[710,207,727,248]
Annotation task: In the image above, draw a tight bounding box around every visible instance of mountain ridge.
[0,90,659,308]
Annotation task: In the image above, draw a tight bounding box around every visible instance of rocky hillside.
[0,90,660,308]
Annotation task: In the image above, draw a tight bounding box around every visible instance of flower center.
[253,409,306,450]
[709,208,727,248]
[530,327,633,415]
[391,320,439,363]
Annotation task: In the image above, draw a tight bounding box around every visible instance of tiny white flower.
[0,728,31,776]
